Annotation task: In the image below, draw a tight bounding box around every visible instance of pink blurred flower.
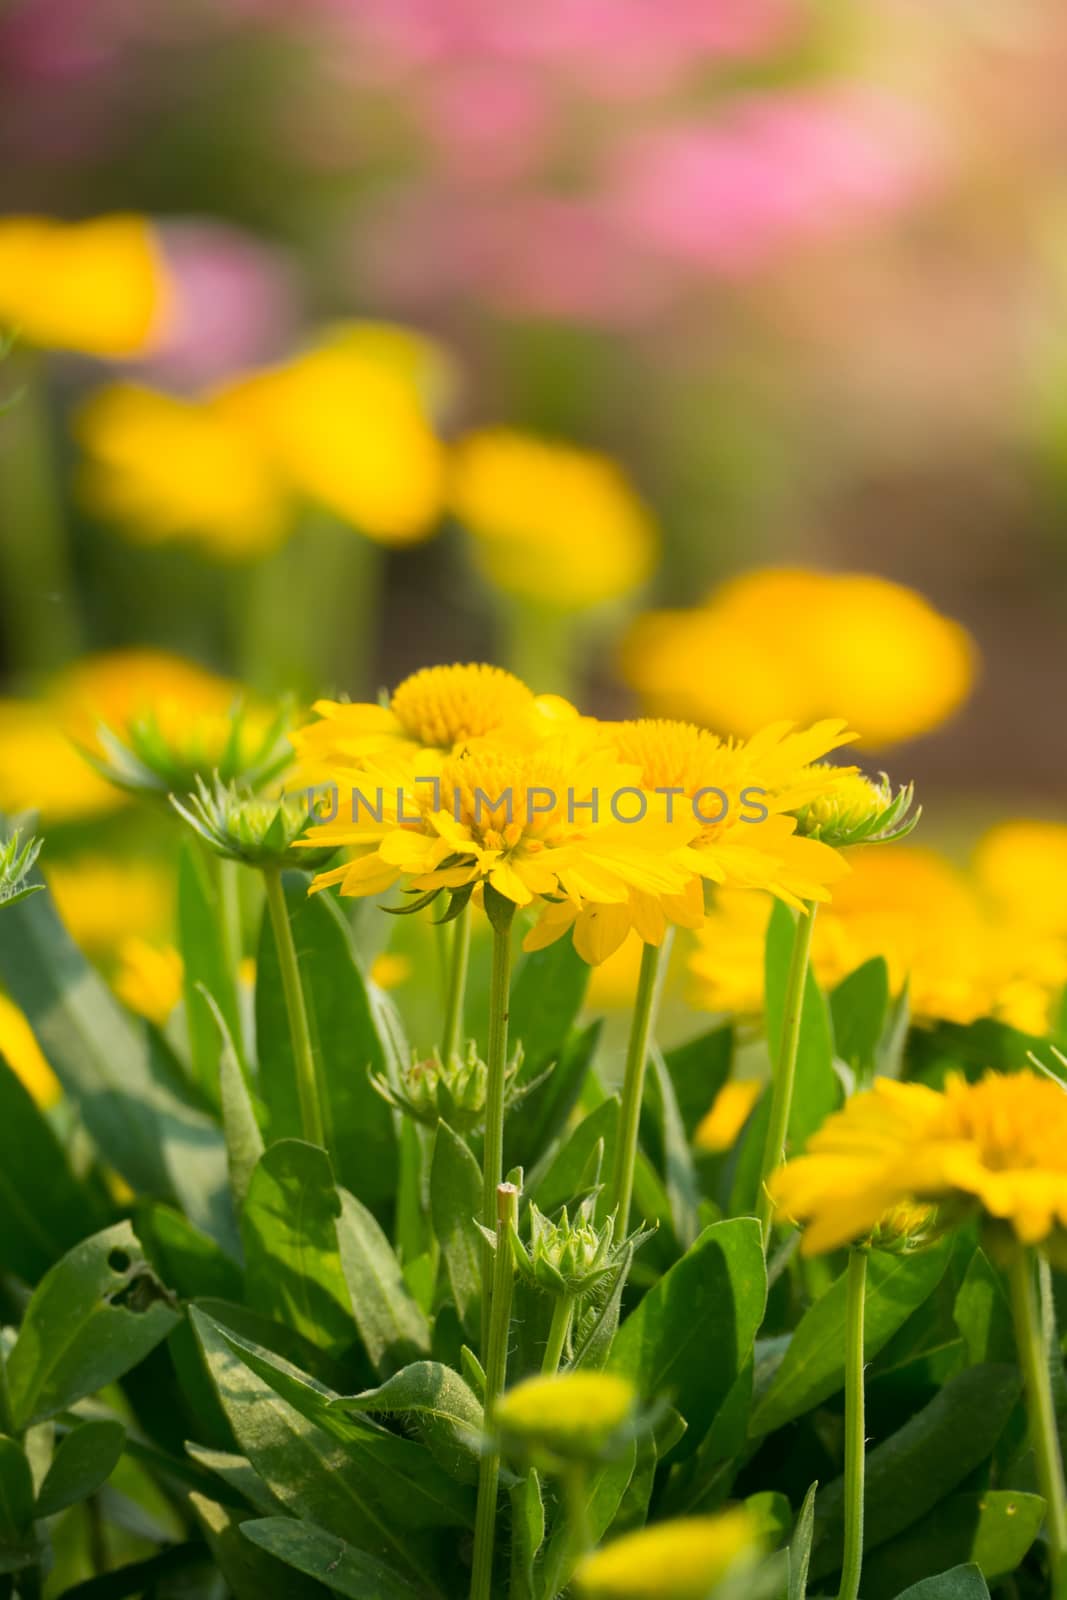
[604,92,937,274]
[420,65,552,185]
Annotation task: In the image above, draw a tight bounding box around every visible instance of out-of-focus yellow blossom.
[75,382,287,560]
[451,430,657,609]
[47,858,173,959]
[0,992,61,1108]
[690,844,1067,1034]
[334,320,460,421]
[524,718,852,965]
[694,1080,763,1153]
[294,662,580,782]
[112,938,183,1025]
[0,698,120,822]
[573,1510,759,1600]
[370,952,412,990]
[585,934,648,1011]
[974,820,1067,937]
[227,327,445,543]
[494,1372,637,1461]
[773,1070,1067,1256]
[0,214,172,357]
[622,568,976,749]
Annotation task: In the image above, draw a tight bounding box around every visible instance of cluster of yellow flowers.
[690,826,1067,1035]
[292,661,858,964]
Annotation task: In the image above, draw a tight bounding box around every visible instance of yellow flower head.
[494,1372,637,1462]
[451,429,657,609]
[47,857,173,959]
[572,1510,759,1600]
[974,820,1067,938]
[226,327,445,543]
[0,992,61,1108]
[773,1070,1067,1255]
[293,662,579,782]
[0,214,173,357]
[622,568,976,750]
[694,1080,763,1154]
[75,382,287,561]
[112,939,184,1026]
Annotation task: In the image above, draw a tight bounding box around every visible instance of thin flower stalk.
[610,933,671,1234]
[470,1182,519,1600]
[1008,1247,1067,1599]
[262,866,325,1148]
[757,901,818,1247]
[837,1247,868,1600]
[481,909,515,1354]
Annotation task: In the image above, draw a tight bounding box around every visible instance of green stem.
[837,1247,868,1600]
[470,1182,519,1600]
[0,1342,13,1437]
[757,901,818,1247]
[262,867,325,1147]
[440,903,471,1065]
[503,597,576,699]
[610,937,667,1235]
[542,1296,575,1376]
[0,353,80,672]
[1009,1247,1067,1598]
[481,918,514,1354]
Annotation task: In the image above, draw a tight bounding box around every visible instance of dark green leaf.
[539,1441,637,1599]
[860,1491,1044,1600]
[610,1219,765,1460]
[0,1435,33,1539]
[7,1221,180,1427]
[178,842,244,1104]
[331,1361,482,1482]
[531,1096,618,1217]
[184,1444,285,1517]
[242,1517,422,1599]
[661,1025,733,1141]
[137,1203,244,1302]
[241,1141,354,1357]
[0,1052,105,1283]
[830,958,890,1081]
[953,1249,1015,1367]
[335,1190,431,1377]
[202,987,264,1216]
[430,1122,483,1341]
[34,1419,124,1518]
[510,1468,544,1600]
[890,1566,990,1600]
[508,1019,603,1172]
[509,937,589,1081]
[255,880,397,1213]
[751,1240,953,1437]
[810,1365,1022,1579]
[647,1043,701,1249]
[191,1492,328,1600]
[789,1481,818,1600]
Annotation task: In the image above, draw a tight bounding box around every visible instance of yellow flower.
[0,214,173,357]
[524,718,852,964]
[0,992,61,1108]
[694,1080,763,1153]
[0,698,121,823]
[494,1372,637,1460]
[293,662,573,782]
[572,1510,759,1600]
[303,726,696,935]
[450,430,657,609]
[226,327,445,543]
[621,568,976,749]
[112,938,184,1025]
[773,1070,1067,1255]
[369,952,412,990]
[75,382,287,560]
[47,858,173,959]
[974,820,1067,937]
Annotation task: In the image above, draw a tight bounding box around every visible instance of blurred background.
[2,0,1066,872]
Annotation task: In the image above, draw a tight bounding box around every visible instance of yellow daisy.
[572,1510,759,1600]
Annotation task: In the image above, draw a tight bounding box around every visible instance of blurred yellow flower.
[0,214,172,357]
[494,1371,637,1460]
[369,952,412,990]
[974,820,1067,936]
[573,1510,758,1600]
[47,858,173,959]
[75,382,287,560]
[0,697,120,822]
[451,430,657,609]
[694,1079,763,1153]
[229,327,445,543]
[0,992,61,1108]
[773,1070,1067,1255]
[112,938,184,1025]
[622,568,976,749]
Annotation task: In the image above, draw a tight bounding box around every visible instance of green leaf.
[953,1249,1015,1367]
[750,1240,953,1436]
[0,1436,33,1539]
[34,1419,124,1518]
[789,1481,818,1600]
[335,1190,431,1377]
[178,842,244,1103]
[890,1566,990,1600]
[810,1365,1022,1579]
[766,900,839,1151]
[430,1122,483,1341]
[610,1219,765,1460]
[241,1141,354,1357]
[331,1361,481,1482]
[647,1043,701,1249]
[184,1444,285,1517]
[509,937,589,1083]
[7,1221,180,1428]
[136,1203,244,1302]
[255,881,397,1214]
[190,1309,450,1594]
[191,1493,327,1600]
[242,1517,422,1599]
[203,988,264,1216]
[830,958,890,1080]
[661,1025,733,1141]
[508,1019,603,1172]
[0,1052,105,1283]
[0,884,233,1245]
[660,1360,753,1517]
[539,1441,637,1599]
[510,1468,545,1600]
[860,1491,1044,1600]
[531,1096,618,1217]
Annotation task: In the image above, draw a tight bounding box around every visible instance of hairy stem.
[542,1296,575,1376]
